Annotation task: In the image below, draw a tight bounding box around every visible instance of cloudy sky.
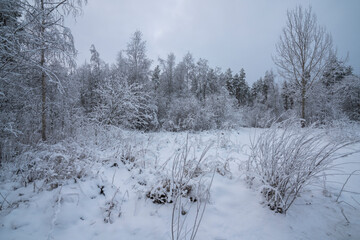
[65,0,360,83]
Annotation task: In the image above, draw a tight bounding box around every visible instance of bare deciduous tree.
[273,6,333,126]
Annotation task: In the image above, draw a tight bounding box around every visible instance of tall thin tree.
[23,0,86,140]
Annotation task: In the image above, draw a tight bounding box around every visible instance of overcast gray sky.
[66,0,360,83]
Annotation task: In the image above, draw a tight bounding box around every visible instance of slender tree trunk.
[40,0,46,141]
[203,83,206,101]
[301,85,306,128]
[41,52,46,141]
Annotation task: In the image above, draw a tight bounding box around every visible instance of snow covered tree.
[337,75,360,121]
[320,56,359,122]
[322,53,353,88]
[235,68,250,106]
[192,58,210,101]
[151,65,161,92]
[225,68,233,95]
[0,0,25,146]
[226,68,249,106]
[159,53,176,100]
[80,45,106,114]
[1,0,86,144]
[21,0,86,141]
[304,54,358,124]
[207,68,221,95]
[0,0,86,163]
[169,52,196,97]
[244,71,282,127]
[281,80,294,111]
[126,30,151,85]
[91,32,157,130]
[274,6,333,126]
[262,70,280,110]
[0,0,23,78]
[95,76,158,130]
[114,51,128,81]
[181,52,195,91]
[173,61,187,96]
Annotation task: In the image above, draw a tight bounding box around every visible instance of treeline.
[1,1,360,162]
[76,31,359,131]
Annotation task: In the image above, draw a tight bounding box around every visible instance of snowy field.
[0,126,359,240]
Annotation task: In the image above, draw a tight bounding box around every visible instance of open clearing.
[1,128,359,239]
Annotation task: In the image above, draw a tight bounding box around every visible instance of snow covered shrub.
[203,93,238,129]
[146,178,194,204]
[246,119,357,213]
[145,139,212,205]
[161,93,239,131]
[242,105,278,128]
[208,159,232,179]
[96,82,158,131]
[325,120,360,142]
[162,96,201,131]
[120,144,137,169]
[145,157,204,204]
[10,141,93,190]
[102,188,126,224]
[162,96,224,132]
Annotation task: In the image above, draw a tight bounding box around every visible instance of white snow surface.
[0,127,359,240]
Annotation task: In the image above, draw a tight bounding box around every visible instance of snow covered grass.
[0,125,360,239]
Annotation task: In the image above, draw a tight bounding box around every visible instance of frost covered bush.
[10,141,93,190]
[325,119,360,142]
[242,106,277,128]
[162,94,237,132]
[146,178,195,204]
[120,144,137,169]
[204,94,240,129]
[102,188,127,224]
[246,119,357,213]
[145,143,211,204]
[95,82,158,131]
[162,96,211,132]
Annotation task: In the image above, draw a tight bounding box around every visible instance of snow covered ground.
[0,127,359,240]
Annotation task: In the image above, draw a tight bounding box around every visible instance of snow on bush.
[145,140,213,205]
[246,119,358,213]
[7,141,94,190]
[162,94,238,132]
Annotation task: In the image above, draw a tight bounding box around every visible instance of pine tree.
[230,68,250,106]
[225,68,234,96]
[281,81,294,111]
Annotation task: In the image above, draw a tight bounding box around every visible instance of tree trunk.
[40,0,46,141]
[301,86,306,128]
[41,53,46,141]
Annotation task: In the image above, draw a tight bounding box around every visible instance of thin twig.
[336,170,360,202]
